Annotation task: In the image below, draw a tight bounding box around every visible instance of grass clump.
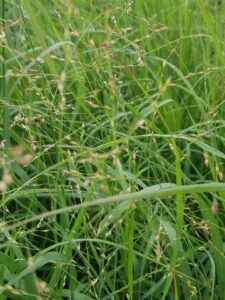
[1,0,225,299]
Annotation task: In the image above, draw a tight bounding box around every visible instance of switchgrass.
[1,0,225,299]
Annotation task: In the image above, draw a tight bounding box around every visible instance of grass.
[1,0,225,299]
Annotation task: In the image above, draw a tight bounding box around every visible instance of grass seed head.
[211,198,219,215]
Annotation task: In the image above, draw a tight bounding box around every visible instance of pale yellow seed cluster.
[204,153,209,167]
[58,71,66,108]
[211,198,219,215]
[126,0,133,14]
[216,164,223,181]
[0,171,13,193]
[7,144,33,166]
[192,219,210,234]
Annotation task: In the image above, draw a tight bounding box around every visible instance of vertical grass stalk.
[2,0,10,148]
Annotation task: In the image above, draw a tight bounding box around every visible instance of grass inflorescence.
[1,0,225,299]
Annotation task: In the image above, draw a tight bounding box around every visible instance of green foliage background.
[1,0,225,299]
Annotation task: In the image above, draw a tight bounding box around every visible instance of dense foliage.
[1,0,225,299]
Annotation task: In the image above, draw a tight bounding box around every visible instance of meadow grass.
[1,0,225,299]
